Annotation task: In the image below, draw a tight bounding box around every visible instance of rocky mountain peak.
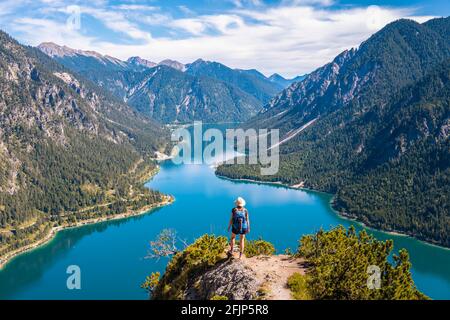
[158,59,186,71]
[127,56,157,68]
[269,73,284,81]
[37,42,78,58]
[38,42,127,67]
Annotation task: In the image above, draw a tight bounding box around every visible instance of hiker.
[227,197,250,259]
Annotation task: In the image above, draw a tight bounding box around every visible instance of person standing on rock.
[227,197,250,259]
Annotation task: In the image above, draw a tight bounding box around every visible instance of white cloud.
[170,18,207,35]
[0,0,29,17]
[113,5,159,11]
[178,5,196,16]
[231,0,264,8]
[135,13,172,26]
[281,0,335,6]
[2,1,435,77]
[77,6,152,41]
[11,17,95,50]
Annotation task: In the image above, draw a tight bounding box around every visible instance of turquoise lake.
[0,157,449,299]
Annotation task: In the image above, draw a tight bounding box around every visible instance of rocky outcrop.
[186,259,262,300]
[181,254,307,300]
[150,235,308,300]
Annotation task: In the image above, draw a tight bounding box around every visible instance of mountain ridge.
[268,73,306,88]
[38,43,283,123]
[124,64,262,123]
[248,18,450,135]
[185,58,285,104]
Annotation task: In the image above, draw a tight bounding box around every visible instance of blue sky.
[0,0,448,77]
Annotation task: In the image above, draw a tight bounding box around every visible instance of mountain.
[38,42,148,100]
[127,56,185,71]
[38,43,185,73]
[38,42,136,72]
[38,45,265,123]
[185,59,284,104]
[268,73,306,89]
[125,65,261,123]
[0,31,168,259]
[217,17,450,247]
[127,56,157,69]
[248,18,450,134]
[291,75,307,83]
[158,59,186,71]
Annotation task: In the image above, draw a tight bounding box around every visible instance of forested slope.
[0,31,168,259]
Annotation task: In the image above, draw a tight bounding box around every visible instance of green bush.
[287,273,312,300]
[297,225,427,300]
[244,239,275,257]
[152,234,228,300]
[141,272,160,295]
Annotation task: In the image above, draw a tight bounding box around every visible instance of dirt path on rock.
[230,253,307,300]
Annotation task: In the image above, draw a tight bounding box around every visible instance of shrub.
[244,239,275,257]
[151,234,228,300]
[141,272,160,295]
[287,273,312,300]
[297,225,427,300]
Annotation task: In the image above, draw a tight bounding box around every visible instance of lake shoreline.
[215,174,333,195]
[335,209,450,251]
[216,173,450,251]
[0,196,174,271]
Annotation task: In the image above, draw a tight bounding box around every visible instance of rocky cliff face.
[3,42,99,147]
